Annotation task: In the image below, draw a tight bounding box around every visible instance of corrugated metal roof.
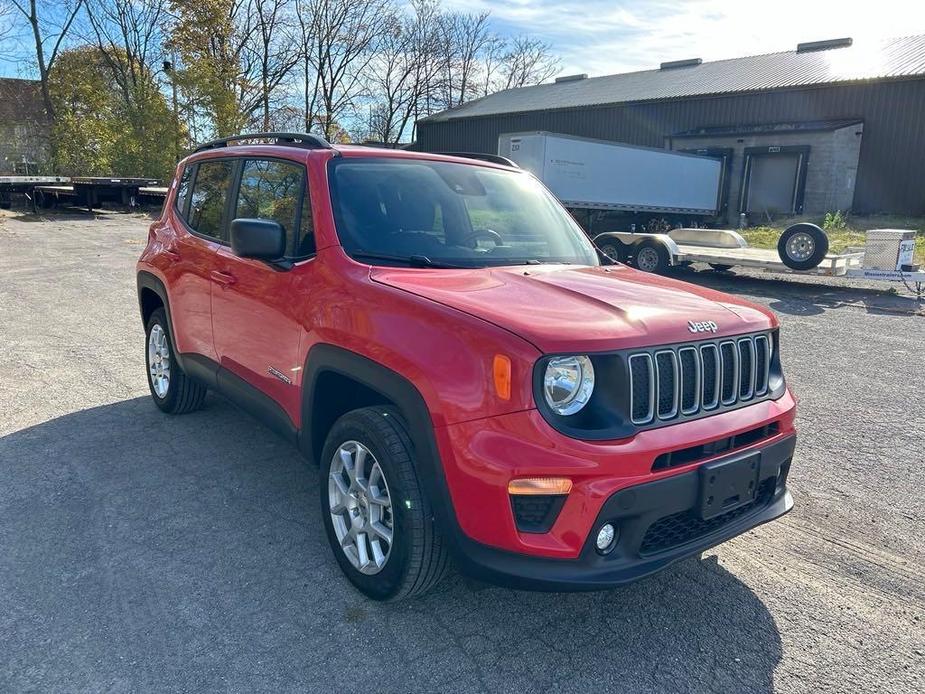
[424,34,925,122]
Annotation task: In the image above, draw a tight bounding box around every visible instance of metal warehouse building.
[416,35,925,224]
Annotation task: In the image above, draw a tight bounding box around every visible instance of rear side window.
[234,159,314,258]
[188,160,234,240]
[175,164,193,217]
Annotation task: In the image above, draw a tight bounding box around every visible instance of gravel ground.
[1,210,923,693]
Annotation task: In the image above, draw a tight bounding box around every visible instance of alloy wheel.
[148,324,171,398]
[328,441,394,575]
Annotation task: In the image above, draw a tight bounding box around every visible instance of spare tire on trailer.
[777,223,829,271]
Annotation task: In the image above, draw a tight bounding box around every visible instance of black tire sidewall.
[778,223,829,270]
[319,414,416,600]
[145,308,179,412]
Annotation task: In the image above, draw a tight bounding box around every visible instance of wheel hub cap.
[638,248,659,272]
[147,324,171,398]
[328,441,394,575]
[787,233,815,261]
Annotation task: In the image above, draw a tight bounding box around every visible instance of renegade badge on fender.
[137,132,797,601]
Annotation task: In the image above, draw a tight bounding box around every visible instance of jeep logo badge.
[688,320,718,333]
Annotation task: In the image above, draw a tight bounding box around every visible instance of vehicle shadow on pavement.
[0,396,782,693]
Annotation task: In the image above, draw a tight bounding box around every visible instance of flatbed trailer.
[0,176,70,211]
[593,227,923,298]
[33,177,161,211]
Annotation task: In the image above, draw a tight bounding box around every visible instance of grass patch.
[740,214,925,264]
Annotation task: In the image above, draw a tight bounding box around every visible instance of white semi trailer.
[491,131,922,296]
[497,131,723,218]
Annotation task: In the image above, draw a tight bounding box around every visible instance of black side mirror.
[230,218,286,261]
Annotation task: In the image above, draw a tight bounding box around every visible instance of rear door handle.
[210,270,237,287]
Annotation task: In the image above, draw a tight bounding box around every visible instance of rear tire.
[145,307,207,414]
[632,239,670,273]
[320,406,450,601]
[777,223,829,270]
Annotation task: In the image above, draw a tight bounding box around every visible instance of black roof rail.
[435,152,519,168]
[193,132,333,154]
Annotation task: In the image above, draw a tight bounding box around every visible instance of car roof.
[182,141,518,171]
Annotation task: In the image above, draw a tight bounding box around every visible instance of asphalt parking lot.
[1,210,923,693]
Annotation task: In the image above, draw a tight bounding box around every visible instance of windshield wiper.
[350,251,470,269]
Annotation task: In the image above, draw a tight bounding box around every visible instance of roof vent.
[796,37,853,53]
[660,58,703,70]
[555,73,588,83]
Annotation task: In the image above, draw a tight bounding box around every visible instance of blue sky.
[2,0,925,80]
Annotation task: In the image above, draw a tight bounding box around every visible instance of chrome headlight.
[543,356,595,415]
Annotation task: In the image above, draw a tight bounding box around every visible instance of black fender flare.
[300,343,465,551]
[137,270,188,372]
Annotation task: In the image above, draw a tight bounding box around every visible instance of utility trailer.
[593,227,860,275]
[592,227,923,298]
[497,131,724,226]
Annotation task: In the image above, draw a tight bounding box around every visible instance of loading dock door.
[741,146,809,217]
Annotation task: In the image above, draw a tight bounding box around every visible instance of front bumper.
[449,434,795,591]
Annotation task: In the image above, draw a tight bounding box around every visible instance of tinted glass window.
[328,158,597,268]
[175,164,193,217]
[235,159,314,258]
[188,160,234,240]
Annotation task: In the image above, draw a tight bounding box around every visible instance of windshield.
[328,157,598,268]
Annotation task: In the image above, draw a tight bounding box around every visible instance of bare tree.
[437,10,490,108]
[246,0,299,131]
[8,0,84,120]
[83,0,166,104]
[295,0,391,140]
[366,0,443,144]
[496,35,559,91]
[0,2,16,49]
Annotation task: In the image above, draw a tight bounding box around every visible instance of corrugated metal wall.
[415,79,925,215]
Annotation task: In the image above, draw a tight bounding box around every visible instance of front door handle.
[210,270,237,287]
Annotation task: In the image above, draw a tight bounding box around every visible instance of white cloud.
[440,0,925,77]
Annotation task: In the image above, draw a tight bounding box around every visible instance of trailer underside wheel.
[632,240,670,274]
[597,240,627,264]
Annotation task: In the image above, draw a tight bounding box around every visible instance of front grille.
[651,422,780,471]
[639,478,777,555]
[629,333,772,426]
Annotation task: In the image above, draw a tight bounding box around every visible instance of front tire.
[320,406,450,601]
[145,307,207,414]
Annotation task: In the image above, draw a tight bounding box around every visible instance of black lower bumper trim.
[451,434,796,591]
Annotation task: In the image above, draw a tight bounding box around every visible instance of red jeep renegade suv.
[137,133,797,601]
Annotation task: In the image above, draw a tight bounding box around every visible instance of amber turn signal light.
[507,478,573,495]
[493,354,511,400]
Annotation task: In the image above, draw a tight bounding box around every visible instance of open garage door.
[741,146,809,218]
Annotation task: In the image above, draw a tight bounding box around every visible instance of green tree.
[49,46,179,179]
[167,0,251,137]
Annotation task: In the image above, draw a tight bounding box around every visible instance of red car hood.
[370,264,776,353]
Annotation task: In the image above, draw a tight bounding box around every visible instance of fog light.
[595,523,617,553]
